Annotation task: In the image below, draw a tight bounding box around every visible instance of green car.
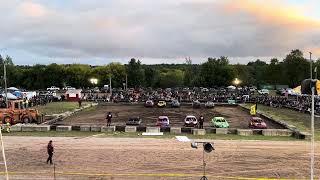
[211,117,229,128]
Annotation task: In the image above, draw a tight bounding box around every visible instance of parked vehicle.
[249,117,267,129]
[192,100,201,109]
[184,115,198,127]
[63,86,76,91]
[157,100,166,108]
[47,86,60,91]
[156,116,170,127]
[201,88,209,92]
[126,117,142,126]
[0,100,39,124]
[258,89,269,95]
[144,100,154,107]
[92,87,100,93]
[171,100,180,108]
[281,88,298,96]
[205,101,214,108]
[101,85,109,93]
[211,117,229,128]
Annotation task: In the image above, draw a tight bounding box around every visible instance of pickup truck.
[47,86,60,91]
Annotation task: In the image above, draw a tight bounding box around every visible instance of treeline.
[0,49,318,90]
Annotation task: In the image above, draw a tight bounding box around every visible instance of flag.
[250,104,256,115]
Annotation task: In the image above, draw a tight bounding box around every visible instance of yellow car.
[157,101,166,108]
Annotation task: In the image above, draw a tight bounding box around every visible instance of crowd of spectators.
[83,86,320,114]
[250,95,320,114]
[83,87,252,103]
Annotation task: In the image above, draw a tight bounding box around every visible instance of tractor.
[0,100,40,125]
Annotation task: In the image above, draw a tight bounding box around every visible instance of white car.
[258,89,269,95]
[47,86,60,91]
[184,115,198,127]
[63,86,76,90]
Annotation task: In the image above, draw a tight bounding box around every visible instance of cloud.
[0,0,319,65]
[16,1,48,18]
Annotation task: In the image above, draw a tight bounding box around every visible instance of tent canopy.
[1,93,18,100]
[227,85,236,89]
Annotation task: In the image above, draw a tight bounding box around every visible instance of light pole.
[0,49,9,180]
[191,142,214,180]
[309,52,315,180]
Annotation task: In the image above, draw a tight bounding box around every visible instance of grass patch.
[34,102,91,115]
[3,131,299,141]
[242,103,320,140]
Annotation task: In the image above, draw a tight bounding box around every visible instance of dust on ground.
[1,136,319,180]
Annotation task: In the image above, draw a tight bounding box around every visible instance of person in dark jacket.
[199,115,204,129]
[106,112,112,127]
[46,140,54,165]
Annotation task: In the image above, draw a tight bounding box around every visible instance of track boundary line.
[0,171,308,180]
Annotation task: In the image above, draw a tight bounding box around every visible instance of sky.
[0,0,319,65]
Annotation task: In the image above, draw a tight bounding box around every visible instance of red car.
[249,117,267,129]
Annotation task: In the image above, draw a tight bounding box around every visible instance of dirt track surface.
[0,136,319,180]
[61,105,283,129]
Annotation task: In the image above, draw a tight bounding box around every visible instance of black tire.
[23,117,30,124]
[3,116,11,124]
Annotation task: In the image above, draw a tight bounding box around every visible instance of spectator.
[106,112,112,127]
[46,140,54,165]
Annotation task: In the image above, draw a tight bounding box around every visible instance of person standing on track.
[106,112,112,127]
[199,115,204,129]
[46,140,54,165]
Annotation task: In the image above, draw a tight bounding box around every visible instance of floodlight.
[190,141,215,180]
[191,142,198,149]
[203,143,214,153]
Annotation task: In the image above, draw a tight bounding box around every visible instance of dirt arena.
[60,104,284,129]
[1,136,319,180]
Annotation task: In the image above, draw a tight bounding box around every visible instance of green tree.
[126,58,145,87]
[265,58,283,85]
[282,49,309,87]
[158,69,184,88]
[247,59,268,87]
[200,56,235,87]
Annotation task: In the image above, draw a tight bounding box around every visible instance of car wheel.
[23,117,30,124]
[3,116,11,124]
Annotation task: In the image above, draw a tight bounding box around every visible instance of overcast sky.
[0,0,319,65]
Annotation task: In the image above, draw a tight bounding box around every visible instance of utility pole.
[125,74,128,91]
[3,62,8,108]
[109,76,112,95]
[310,52,313,79]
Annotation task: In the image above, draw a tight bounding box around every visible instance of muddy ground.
[60,104,284,129]
[1,136,319,180]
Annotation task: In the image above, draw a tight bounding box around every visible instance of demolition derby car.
[184,115,198,127]
[249,117,267,129]
[157,100,167,108]
[211,117,229,128]
[156,116,170,127]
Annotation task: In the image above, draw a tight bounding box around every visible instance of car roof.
[214,117,225,119]
[159,116,168,119]
[186,115,196,118]
[251,117,262,120]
